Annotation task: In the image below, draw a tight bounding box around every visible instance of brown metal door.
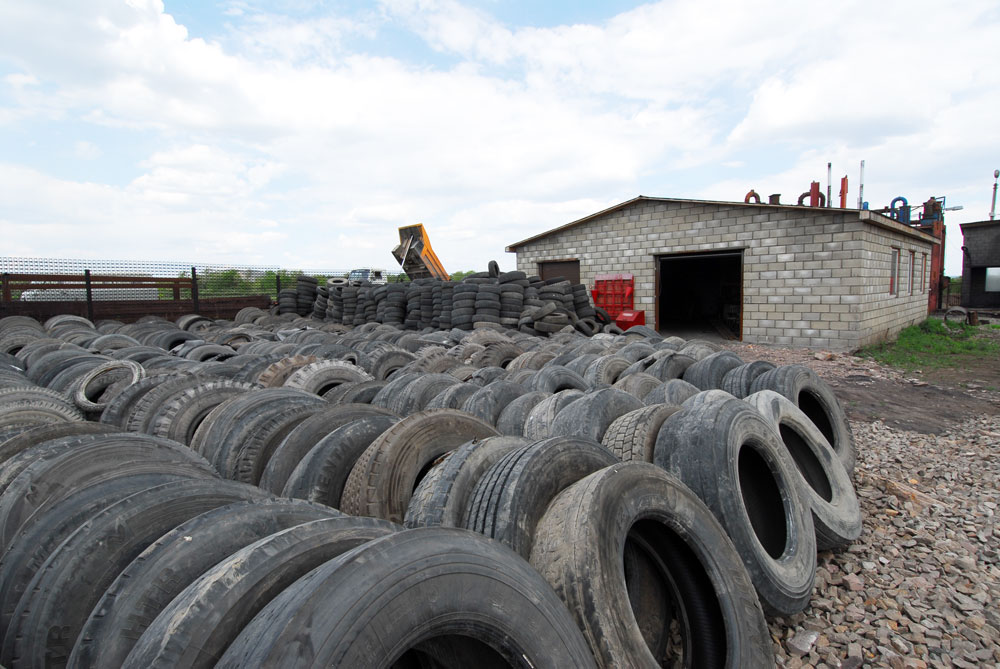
[538,260,580,284]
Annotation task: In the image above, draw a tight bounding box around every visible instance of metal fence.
[0,257,405,322]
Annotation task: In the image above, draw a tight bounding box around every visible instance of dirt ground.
[721,337,1000,435]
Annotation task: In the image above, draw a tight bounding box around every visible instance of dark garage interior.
[657,251,742,339]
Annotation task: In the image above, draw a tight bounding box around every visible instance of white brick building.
[506,197,937,351]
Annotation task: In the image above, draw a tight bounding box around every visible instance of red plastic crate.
[591,273,634,319]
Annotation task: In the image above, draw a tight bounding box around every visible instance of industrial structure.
[959,220,1000,309]
[507,192,942,351]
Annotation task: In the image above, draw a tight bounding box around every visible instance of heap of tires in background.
[0,303,862,667]
[277,263,613,336]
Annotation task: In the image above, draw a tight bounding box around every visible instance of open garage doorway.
[656,250,743,340]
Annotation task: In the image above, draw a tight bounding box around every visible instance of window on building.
[909,251,915,295]
[889,248,900,296]
[921,254,927,292]
[987,267,1000,292]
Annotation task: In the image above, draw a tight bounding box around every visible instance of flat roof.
[506,195,938,251]
[959,219,1000,231]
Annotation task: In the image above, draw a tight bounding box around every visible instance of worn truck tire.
[522,388,584,440]
[529,462,773,668]
[720,360,777,399]
[601,404,681,463]
[281,415,400,508]
[404,436,529,529]
[216,528,597,669]
[122,516,398,669]
[1,478,268,668]
[749,364,856,476]
[71,498,344,669]
[464,435,619,558]
[549,388,644,443]
[654,398,816,616]
[744,390,862,549]
[341,409,499,523]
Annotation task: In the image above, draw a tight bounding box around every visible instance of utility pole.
[991,169,999,221]
[858,160,865,209]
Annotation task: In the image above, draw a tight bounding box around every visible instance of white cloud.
[0,0,997,277]
[74,140,102,159]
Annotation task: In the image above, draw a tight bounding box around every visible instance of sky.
[1,0,998,275]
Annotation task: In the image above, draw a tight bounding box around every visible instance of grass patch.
[859,318,1000,370]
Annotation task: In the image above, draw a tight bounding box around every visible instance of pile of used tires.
[0,311,861,667]
[311,261,616,335]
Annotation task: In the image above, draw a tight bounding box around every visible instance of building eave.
[506,195,939,251]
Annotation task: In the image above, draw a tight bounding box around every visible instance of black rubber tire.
[341,409,499,523]
[463,435,619,558]
[616,341,657,363]
[601,404,681,463]
[386,372,462,416]
[99,374,179,427]
[461,380,529,425]
[720,360,777,399]
[72,359,145,412]
[211,397,327,484]
[528,364,589,393]
[523,388,585,440]
[0,387,84,430]
[327,379,386,404]
[0,433,217,548]
[643,378,701,406]
[681,351,745,391]
[549,388,644,442]
[584,355,631,385]
[146,379,257,445]
[749,364,856,476]
[529,462,773,667]
[745,390,861,550]
[259,404,398,495]
[370,348,417,380]
[488,260,500,277]
[653,398,817,616]
[189,388,325,475]
[645,352,697,381]
[370,371,423,408]
[612,371,662,400]
[495,390,549,436]
[123,374,217,434]
[70,498,343,669]
[281,415,401,507]
[215,528,597,669]
[282,359,372,395]
[0,472,204,644]
[122,516,398,669]
[0,421,118,467]
[404,436,529,529]
[424,381,480,410]
[253,354,318,387]
[1,478,268,668]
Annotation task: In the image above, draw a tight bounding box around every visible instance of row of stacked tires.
[0,311,861,667]
[320,263,610,336]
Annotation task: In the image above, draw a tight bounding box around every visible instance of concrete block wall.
[854,222,934,348]
[511,199,935,351]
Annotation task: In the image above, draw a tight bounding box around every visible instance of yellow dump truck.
[392,224,450,281]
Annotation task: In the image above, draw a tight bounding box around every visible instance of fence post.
[191,267,200,313]
[1,273,9,304]
[275,274,281,298]
[84,269,94,322]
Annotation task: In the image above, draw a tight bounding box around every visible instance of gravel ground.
[768,415,999,668]
[710,339,1000,667]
